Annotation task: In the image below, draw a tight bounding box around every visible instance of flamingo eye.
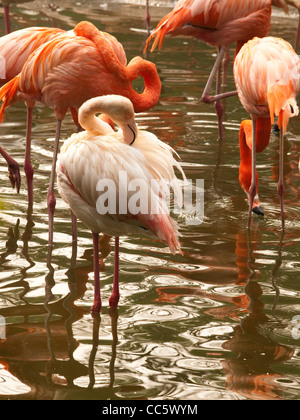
[290,105,294,113]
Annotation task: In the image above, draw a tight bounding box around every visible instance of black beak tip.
[252,206,264,216]
[272,124,280,134]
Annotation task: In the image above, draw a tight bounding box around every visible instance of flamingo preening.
[0,21,161,249]
[57,94,184,312]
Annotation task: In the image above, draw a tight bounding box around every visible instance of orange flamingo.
[57,95,184,312]
[0,146,20,191]
[0,21,161,248]
[0,26,66,196]
[234,36,300,230]
[144,0,272,138]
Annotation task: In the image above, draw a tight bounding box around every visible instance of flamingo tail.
[0,76,20,122]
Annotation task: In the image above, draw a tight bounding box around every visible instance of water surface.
[0,0,300,401]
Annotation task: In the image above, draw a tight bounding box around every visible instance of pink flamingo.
[234,36,300,230]
[0,26,66,198]
[0,21,161,249]
[144,0,272,138]
[57,94,184,312]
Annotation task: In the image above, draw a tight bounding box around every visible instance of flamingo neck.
[79,105,114,135]
[125,56,162,113]
[239,117,271,192]
[74,22,161,113]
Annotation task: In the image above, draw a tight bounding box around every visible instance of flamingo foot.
[8,160,21,193]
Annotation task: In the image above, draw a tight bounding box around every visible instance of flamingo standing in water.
[0,146,20,191]
[234,36,300,230]
[57,94,184,312]
[0,26,67,197]
[144,0,272,138]
[0,21,161,248]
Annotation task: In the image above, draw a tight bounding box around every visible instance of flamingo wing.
[57,132,181,253]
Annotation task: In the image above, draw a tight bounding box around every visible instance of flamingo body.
[0,21,161,119]
[145,0,272,51]
[57,95,184,311]
[0,27,65,85]
[234,36,300,228]
[234,37,300,133]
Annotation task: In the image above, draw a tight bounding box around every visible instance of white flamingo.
[57,94,185,312]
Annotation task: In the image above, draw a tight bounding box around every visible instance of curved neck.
[125,57,162,113]
[79,102,114,135]
[74,22,161,113]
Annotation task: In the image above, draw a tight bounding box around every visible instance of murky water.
[0,0,299,401]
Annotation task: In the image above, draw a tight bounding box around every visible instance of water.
[0,0,300,401]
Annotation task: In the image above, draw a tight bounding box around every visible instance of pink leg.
[0,146,21,192]
[278,128,285,231]
[91,232,102,313]
[3,5,11,34]
[24,106,34,204]
[47,119,62,248]
[202,46,237,104]
[70,210,77,244]
[214,52,224,139]
[109,237,120,307]
[145,0,150,36]
[248,118,257,229]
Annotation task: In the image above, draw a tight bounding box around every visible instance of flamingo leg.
[248,117,257,229]
[215,50,224,139]
[145,0,151,36]
[278,128,285,231]
[24,106,34,204]
[0,146,21,192]
[71,210,77,244]
[3,5,11,34]
[91,232,102,313]
[109,236,120,307]
[202,45,238,105]
[47,119,62,248]
[222,47,230,88]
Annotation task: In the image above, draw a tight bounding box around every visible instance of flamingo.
[234,36,300,230]
[0,26,67,198]
[0,21,161,249]
[144,0,272,138]
[56,94,184,312]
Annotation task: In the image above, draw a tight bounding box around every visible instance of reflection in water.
[222,231,294,400]
[0,0,300,401]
